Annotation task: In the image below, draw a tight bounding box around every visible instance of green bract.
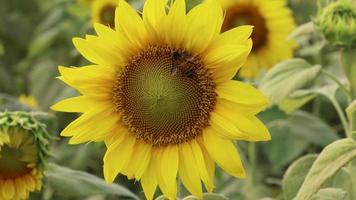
[315,0,356,48]
[0,111,51,169]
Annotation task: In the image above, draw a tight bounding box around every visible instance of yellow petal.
[103,135,136,183]
[141,158,158,200]
[51,96,99,113]
[57,65,115,96]
[157,145,178,199]
[203,127,246,178]
[205,40,252,83]
[164,0,187,48]
[115,0,147,48]
[72,37,122,66]
[190,140,213,192]
[198,142,215,192]
[2,180,15,199]
[142,0,167,43]
[179,142,203,198]
[61,107,119,144]
[122,140,152,180]
[184,0,223,54]
[217,80,269,112]
[15,178,27,199]
[214,100,271,141]
[93,23,134,59]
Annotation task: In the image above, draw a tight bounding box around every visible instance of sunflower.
[52,0,270,199]
[0,112,50,200]
[219,0,296,78]
[91,0,119,27]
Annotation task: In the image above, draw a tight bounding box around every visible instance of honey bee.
[171,50,197,78]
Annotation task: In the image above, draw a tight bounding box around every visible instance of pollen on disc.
[113,46,217,146]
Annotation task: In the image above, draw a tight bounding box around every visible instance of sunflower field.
[0,0,356,199]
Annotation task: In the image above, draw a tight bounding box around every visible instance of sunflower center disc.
[113,46,217,146]
[222,4,268,51]
[0,145,31,179]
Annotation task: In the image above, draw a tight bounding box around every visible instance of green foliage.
[282,154,318,200]
[311,188,348,200]
[45,163,139,200]
[259,59,322,104]
[295,139,356,200]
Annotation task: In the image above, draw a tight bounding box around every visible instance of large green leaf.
[311,188,348,200]
[282,154,318,200]
[285,111,339,146]
[295,139,356,200]
[259,59,321,104]
[45,163,139,199]
[263,125,309,170]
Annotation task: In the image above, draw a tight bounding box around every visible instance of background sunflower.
[220,0,296,78]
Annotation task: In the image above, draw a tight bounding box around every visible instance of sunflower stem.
[321,69,351,99]
[248,142,257,185]
[329,97,350,138]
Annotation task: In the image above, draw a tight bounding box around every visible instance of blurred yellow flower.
[52,0,270,199]
[91,0,119,27]
[220,0,296,78]
[0,112,50,200]
[19,95,38,109]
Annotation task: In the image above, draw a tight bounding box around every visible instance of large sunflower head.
[91,0,119,27]
[0,112,50,200]
[52,0,270,199]
[220,0,296,78]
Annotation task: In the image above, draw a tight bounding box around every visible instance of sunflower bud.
[0,112,50,200]
[315,0,356,48]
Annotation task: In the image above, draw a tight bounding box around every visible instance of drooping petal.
[156,145,178,199]
[121,140,152,180]
[178,142,203,198]
[141,155,158,200]
[203,127,246,178]
[103,134,136,183]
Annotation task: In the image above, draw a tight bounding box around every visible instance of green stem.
[341,48,356,99]
[248,142,257,185]
[321,69,351,99]
[329,97,350,138]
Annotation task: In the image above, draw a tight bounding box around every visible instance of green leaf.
[282,154,318,200]
[295,139,356,200]
[287,22,315,40]
[286,111,339,146]
[263,124,309,170]
[346,101,356,120]
[44,163,139,199]
[311,188,348,200]
[279,93,317,113]
[259,59,321,104]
